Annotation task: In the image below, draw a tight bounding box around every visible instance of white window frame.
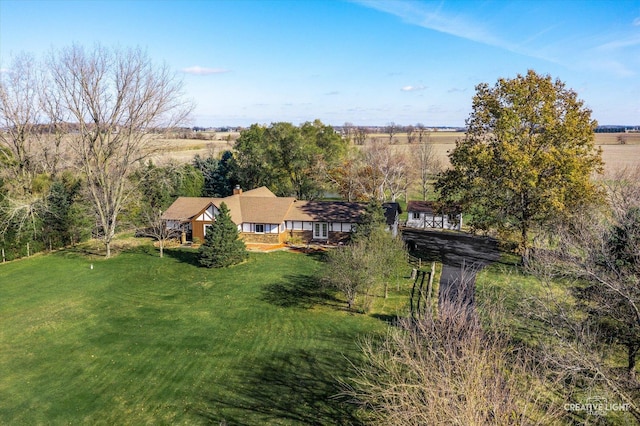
[412,212,421,220]
[254,224,265,234]
[203,224,212,236]
[313,222,328,240]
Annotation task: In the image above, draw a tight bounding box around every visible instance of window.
[313,222,328,239]
[255,224,265,233]
[203,224,212,235]
[412,212,421,219]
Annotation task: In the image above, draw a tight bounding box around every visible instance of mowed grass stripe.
[0,247,384,424]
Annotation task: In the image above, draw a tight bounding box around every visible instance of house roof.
[239,186,277,198]
[162,186,370,226]
[407,201,438,214]
[240,196,296,224]
[161,197,215,221]
[162,186,294,225]
[286,201,365,222]
[407,201,461,215]
[161,186,279,223]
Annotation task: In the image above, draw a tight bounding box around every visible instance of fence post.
[427,262,435,306]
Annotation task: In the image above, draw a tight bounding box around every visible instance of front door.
[313,222,328,240]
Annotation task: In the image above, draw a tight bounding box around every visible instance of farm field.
[0,246,408,424]
[154,131,640,175]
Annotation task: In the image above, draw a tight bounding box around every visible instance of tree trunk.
[628,345,638,380]
[159,241,164,258]
[105,241,111,259]
[520,223,530,265]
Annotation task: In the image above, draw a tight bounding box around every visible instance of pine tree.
[352,200,386,242]
[198,202,247,268]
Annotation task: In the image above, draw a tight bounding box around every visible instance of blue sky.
[1,0,640,127]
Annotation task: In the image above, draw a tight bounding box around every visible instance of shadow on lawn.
[193,347,364,425]
[164,247,201,267]
[261,274,342,309]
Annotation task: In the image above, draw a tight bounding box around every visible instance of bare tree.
[0,53,43,194]
[326,149,365,202]
[47,44,192,257]
[384,150,410,202]
[39,73,71,178]
[385,121,397,142]
[405,125,415,144]
[415,123,427,144]
[342,121,354,144]
[524,166,640,421]
[359,139,387,201]
[353,126,368,145]
[412,133,441,201]
[347,296,564,425]
[138,209,180,258]
[359,139,410,202]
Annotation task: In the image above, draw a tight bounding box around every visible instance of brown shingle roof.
[240,197,296,224]
[161,197,215,221]
[162,187,366,226]
[286,201,364,222]
[407,201,438,214]
[407,201,461,215]
[240,186,277,198]
[161,187,289,225]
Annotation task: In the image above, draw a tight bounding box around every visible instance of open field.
[0,246,411,424]
[154,131,640,175]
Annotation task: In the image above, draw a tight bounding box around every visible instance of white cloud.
[634,17,640,26]
[182,66,229,75]
[596,35,640,51]
[401,85,426,92]
[355,0,509,50]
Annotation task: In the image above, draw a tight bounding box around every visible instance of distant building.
[405,201,462,230]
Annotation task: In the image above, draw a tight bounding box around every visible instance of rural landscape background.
[156,130,640,176]
[2,0,640,424]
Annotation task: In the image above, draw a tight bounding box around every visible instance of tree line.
[0,44,444,261]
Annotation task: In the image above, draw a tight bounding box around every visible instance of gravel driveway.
[402,228,500,306]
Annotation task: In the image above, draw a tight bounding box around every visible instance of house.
[161,186,367,245]
[382,202,402,237]
[405,201,462,230]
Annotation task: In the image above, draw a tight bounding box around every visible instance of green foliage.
[193,150,236,197]
[437,70,603,254]
[605,206,640,272]
[198,202,247,268]
[233,120,347,199]
[352,200,386,242]
[136,161,204,211]
[325,223,408,312]
[41,181,73,248]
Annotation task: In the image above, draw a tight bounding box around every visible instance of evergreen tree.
[352,200,386,242]
[42,181,72,248]
[198,202,247,268]
[193,151,236,198]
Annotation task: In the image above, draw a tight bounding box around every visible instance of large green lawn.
[0,247,397,425]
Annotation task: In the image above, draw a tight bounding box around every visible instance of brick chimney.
[233,185,242,195]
